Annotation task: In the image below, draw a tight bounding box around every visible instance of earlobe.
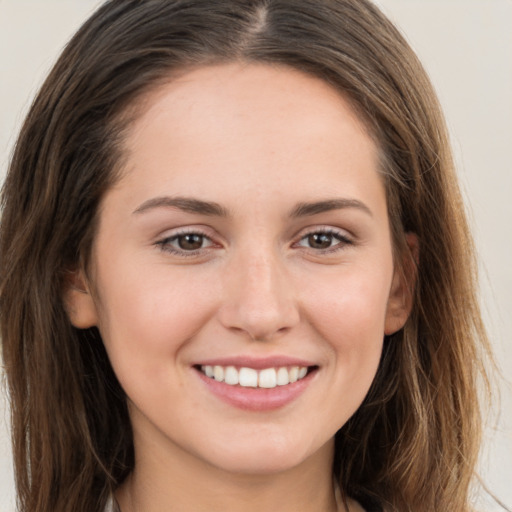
[384,233,418,335]
[62,269,98,329]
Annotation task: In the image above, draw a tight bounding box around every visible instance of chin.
[209,454,307,476]
[202,433,330,476]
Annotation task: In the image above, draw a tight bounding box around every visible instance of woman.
[0,1,495,511]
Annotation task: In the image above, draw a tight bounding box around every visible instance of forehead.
[109,62,384,219]
[126,62,375,150]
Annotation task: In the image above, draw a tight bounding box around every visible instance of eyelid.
[154,226,221,256]
[294,224,354,240]
[292,225,355,252]
[153,224,355,258]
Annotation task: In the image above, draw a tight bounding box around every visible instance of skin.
[66,63,413,512]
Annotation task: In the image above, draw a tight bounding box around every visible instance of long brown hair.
[0,1,492,511]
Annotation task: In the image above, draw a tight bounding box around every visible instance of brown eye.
[157,232,214,254]
[177,233,205,250]
[296,230,352,253]
[307,233,335,249]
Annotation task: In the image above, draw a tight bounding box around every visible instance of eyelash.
[155,229,214,257]
[294,228,354,254]
[155,227,353,257]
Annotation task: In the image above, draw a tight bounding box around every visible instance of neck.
[115,434,339,512]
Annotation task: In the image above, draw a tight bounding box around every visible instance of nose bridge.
[219,243,299,340]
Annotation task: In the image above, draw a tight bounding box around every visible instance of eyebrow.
[133,195,372,218]
[133,196,230,217]
[289,198,373,218]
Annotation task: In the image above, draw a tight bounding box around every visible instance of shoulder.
[104,495,120,512]
[350,494,384,512]
[347,498,368,512]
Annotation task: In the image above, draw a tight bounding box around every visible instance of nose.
[217,249,300,341]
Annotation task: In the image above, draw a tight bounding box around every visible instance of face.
[66,63,411,476]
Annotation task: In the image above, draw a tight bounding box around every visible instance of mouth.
[196,364,315,389]
[192,356,318,411]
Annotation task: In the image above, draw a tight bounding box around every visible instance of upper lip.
[194,355,316,369]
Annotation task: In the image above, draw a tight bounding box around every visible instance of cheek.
[303,270,391,425]
[302,264,392,380]
[93,262,218,373]
[308,268,391,336]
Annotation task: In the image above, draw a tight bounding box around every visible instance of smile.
[200,365,309,389]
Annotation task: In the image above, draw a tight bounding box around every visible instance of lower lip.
[195,368,316,411]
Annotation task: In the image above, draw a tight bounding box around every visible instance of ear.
[384,233,419,335]
[62,269,99,329]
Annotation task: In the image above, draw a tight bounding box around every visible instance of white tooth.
[239,367,258,387]
[224,366,239,385]
[204,365,214,378]
[259,368,277,388]
[213,365,224,382]
[298,366,308,379]
[289,366,299,383]
[276,367,290,386]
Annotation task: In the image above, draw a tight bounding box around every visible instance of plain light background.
[0,1,511,511]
